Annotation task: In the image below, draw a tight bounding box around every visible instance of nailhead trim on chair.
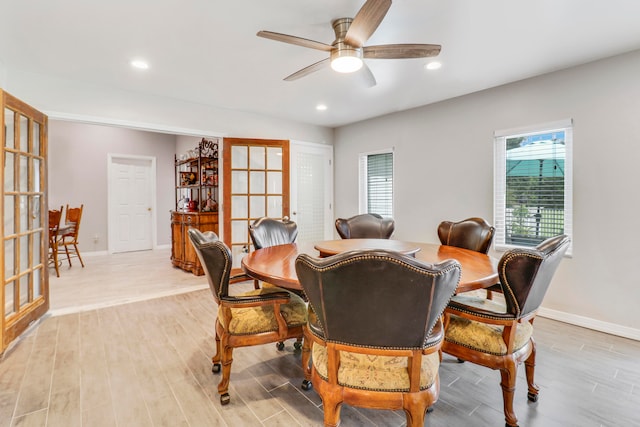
[299,253,461,341]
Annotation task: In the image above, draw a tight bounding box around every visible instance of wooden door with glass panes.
[223,138,289,276]
[1,90,49,354]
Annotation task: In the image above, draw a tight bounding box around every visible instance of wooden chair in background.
[59,204,85,268]
[48,206,63,277]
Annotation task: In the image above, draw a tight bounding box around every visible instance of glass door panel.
[231,146,247,168]
[267,147,282,169]
[223,138,289,271]
[267,196,283,218]
[1,90,49,353]
[267,172,282,193]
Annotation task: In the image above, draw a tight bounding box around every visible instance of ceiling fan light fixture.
[331,56,363,73]
[330,45,363,73]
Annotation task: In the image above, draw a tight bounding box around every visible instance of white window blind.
[494,120,573,254]
[359,149,393,218]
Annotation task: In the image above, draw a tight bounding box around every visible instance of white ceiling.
[2,0,640,128]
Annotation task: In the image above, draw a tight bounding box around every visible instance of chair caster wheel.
[294,341,303,350]
[527,391,538,402]
[276,341,285,351]
[212,363,221,374]
[457,358,465,363]
[220,393,230,405]
[301,379,313,391]
[427,406,434,413]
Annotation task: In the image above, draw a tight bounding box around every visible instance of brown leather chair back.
[499,234,570,318]
[335,213,395,239]
[249,217,298,249]
[296,250,460,348]
[437,217,495,254]
[188,228,230,303]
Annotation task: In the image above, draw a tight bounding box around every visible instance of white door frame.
[107,153,157,253]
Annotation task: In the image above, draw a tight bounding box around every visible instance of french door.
[1,90,49,353]
[222,138,289,274]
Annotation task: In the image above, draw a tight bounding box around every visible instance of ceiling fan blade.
[363,44,441,59]
[344,0,392,47]
[358,62,377,88]
[257,30,332,52]
[284,58,330,81]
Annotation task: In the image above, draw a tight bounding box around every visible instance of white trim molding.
[539,306,640,341]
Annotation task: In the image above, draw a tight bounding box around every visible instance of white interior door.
[290,141,334,241]
[108,155,155,253]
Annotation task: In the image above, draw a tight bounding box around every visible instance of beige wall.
[48,121,177,251]
[333,49,640,337]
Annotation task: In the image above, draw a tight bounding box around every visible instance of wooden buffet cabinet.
[171,138,220,275]
[171,211,218,275]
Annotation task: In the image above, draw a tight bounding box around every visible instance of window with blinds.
[494,120,572,254]
[359,150,393,218]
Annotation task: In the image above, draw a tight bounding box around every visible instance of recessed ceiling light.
[316,104,328,111]
[130,59,149,70]
[425,61,442,70]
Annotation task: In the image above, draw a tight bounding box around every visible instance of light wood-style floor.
[1,249,639,426]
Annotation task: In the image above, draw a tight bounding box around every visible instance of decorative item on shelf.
[180,171,197,186]
[202,191,218,212]
[178,197,189,211]
[199,137,219,158]
[188,199,198,212]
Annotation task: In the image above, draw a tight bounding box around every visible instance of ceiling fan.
[257,0,441,87]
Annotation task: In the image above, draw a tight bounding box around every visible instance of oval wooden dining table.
[241,239,499,293]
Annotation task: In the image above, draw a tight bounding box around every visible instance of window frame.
[358,148,394,218]
[494,119,573,255]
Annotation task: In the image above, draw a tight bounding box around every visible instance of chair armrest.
[230,272,252,282]
[220,292,291,308]
[446,299,516,324]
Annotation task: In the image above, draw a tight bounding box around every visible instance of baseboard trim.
[538,307,640,341]
[83,250,109,257]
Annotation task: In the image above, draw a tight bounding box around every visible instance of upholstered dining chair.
[442,234,570,427]
[295,249,461,427]
[334,213,395,239]
[48,206,64,277]
[249,216,298,250]
[437,217,495,254]
[248,216,302,350]
[58,204,85,268]
[248,216,298,289]
[188,228,306,405]
[437,217,497,298]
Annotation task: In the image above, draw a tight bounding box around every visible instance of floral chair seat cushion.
[312,343,440,392]
[444,297,533,356]
[219,287,307,335]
